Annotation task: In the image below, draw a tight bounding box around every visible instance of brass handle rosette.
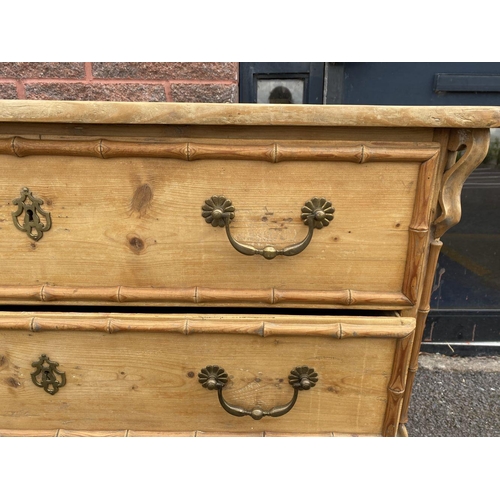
[198,365,318,420]
[201,195,334,260]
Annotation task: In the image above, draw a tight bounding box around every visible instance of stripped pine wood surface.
[0,142,433,306]
[0,312,414,436]
[0,429,380,437]
[1,100,500,128]
[0,101,495,437]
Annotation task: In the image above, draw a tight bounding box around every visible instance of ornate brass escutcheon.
[201,195,334,259]
[31,354,66,395]
[198,365,318,420]
[12,187,52,241]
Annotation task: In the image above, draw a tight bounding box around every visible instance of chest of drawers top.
[0,100,498,310]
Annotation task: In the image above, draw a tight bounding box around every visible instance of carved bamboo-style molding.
[402,228,428,304]
[0,313,415,339]
[0,137,440,163]
[410,155,439,231]
[434,129,490,238]
[382,332,414,437]
[0,428,382,437]
[0,284,413,308]
[400,239,443,424]
[401,151,440,303]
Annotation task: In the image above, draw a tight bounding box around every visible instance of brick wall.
[0,62,239,102]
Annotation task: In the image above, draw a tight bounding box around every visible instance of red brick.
[92,62,238,81]
[170,83,238,103]
[0,63,85,79]
[0,84,18,99]
[25,83,166,102]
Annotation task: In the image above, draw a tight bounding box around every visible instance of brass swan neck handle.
[198,365,318,420]
[201,196,334,260]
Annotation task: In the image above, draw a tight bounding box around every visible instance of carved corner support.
[434,129,490,239]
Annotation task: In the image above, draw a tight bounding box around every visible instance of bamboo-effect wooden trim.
[434,129,490,238]
[1,101,500,128]
[0,429,381,437]
[0,429,59,437]
[397,424,409,437]
[0,313,416,339]
[0,285,413,308]
[400,239,443,424]
[58,430,127,437]
[0,136,440,163]
[382,330,414,437]
[401,151,440,304]
[410,155,439,231]
[402,229,428,304]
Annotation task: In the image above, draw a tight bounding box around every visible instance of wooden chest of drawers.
[0,100,497,436]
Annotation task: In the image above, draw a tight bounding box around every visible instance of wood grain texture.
[1,101,500,128]
[0,312,414,435]
[0,102,494,438]
[0,153,422,302]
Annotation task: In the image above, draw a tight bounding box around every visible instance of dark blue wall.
[341,62,500,105]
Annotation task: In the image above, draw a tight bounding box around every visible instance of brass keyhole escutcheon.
[31,354,66,395]
[12,187,52,241]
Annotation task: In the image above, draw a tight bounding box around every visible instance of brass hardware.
[202,195,334,260]
[30,354,66,395]
[198,365,318,420]
[12,187,52,241]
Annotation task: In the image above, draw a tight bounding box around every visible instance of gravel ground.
[406,353,500,437]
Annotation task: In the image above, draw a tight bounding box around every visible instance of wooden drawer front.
[0,313,414,437]
[0,137,441,309]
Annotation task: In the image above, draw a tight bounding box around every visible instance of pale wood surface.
[0,101,493,437]
[0,428,58,437]
[0,312,414,435]
[57,429,127,437]
[0,152,424,302]
[0,428,380,436]
[1,101,500,128]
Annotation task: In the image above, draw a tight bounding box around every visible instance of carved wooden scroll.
[434,129,490,238]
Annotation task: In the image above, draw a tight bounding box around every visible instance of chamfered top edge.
[0,100,500,128]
